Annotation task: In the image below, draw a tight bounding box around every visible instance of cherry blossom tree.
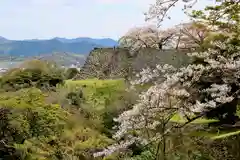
[144,0,203,27]
[119,26,175,52]
[173,22,211,50]
[119,22,212,52]
[95,0,240,159]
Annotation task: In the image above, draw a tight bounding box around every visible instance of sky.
[0,0,214,40]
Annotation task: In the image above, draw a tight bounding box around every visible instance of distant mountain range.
[0,36,118,57]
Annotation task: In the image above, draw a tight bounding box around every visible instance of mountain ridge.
[0,36,118,57]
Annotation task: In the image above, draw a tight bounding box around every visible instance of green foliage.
[124,150,155,160]
[63,79,133,134]
[16,127,113,160]
[65,68,80,79]
[2,76,240,159]
[66,89,84,106]
[191,0,240,46]
[22,79,131,159]
[0,88,68,159]
[0,82,119,160]
[64,79,126,109]
[0,60,64,91]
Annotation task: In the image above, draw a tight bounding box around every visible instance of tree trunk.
[158,43,163,50]
[155,123,167,160]
[175,35,181,50]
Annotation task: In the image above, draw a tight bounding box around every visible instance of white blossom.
[95,38,240,157]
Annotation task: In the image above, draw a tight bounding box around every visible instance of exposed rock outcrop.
[75,47,191,80]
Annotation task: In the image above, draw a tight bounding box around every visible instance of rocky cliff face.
[75,47,191,80]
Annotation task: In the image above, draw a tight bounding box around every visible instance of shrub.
[0,60,64,91]
[66,89,84,106]
[65,68,80,79]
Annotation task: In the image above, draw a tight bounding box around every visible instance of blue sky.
[0,0,213,40]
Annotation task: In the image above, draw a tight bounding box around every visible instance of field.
[62,79,127,111]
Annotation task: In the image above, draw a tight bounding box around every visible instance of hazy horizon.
[0,0,214,40]
[0,36,119,41]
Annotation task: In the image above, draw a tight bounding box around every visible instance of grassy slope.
[64,79,126,111]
